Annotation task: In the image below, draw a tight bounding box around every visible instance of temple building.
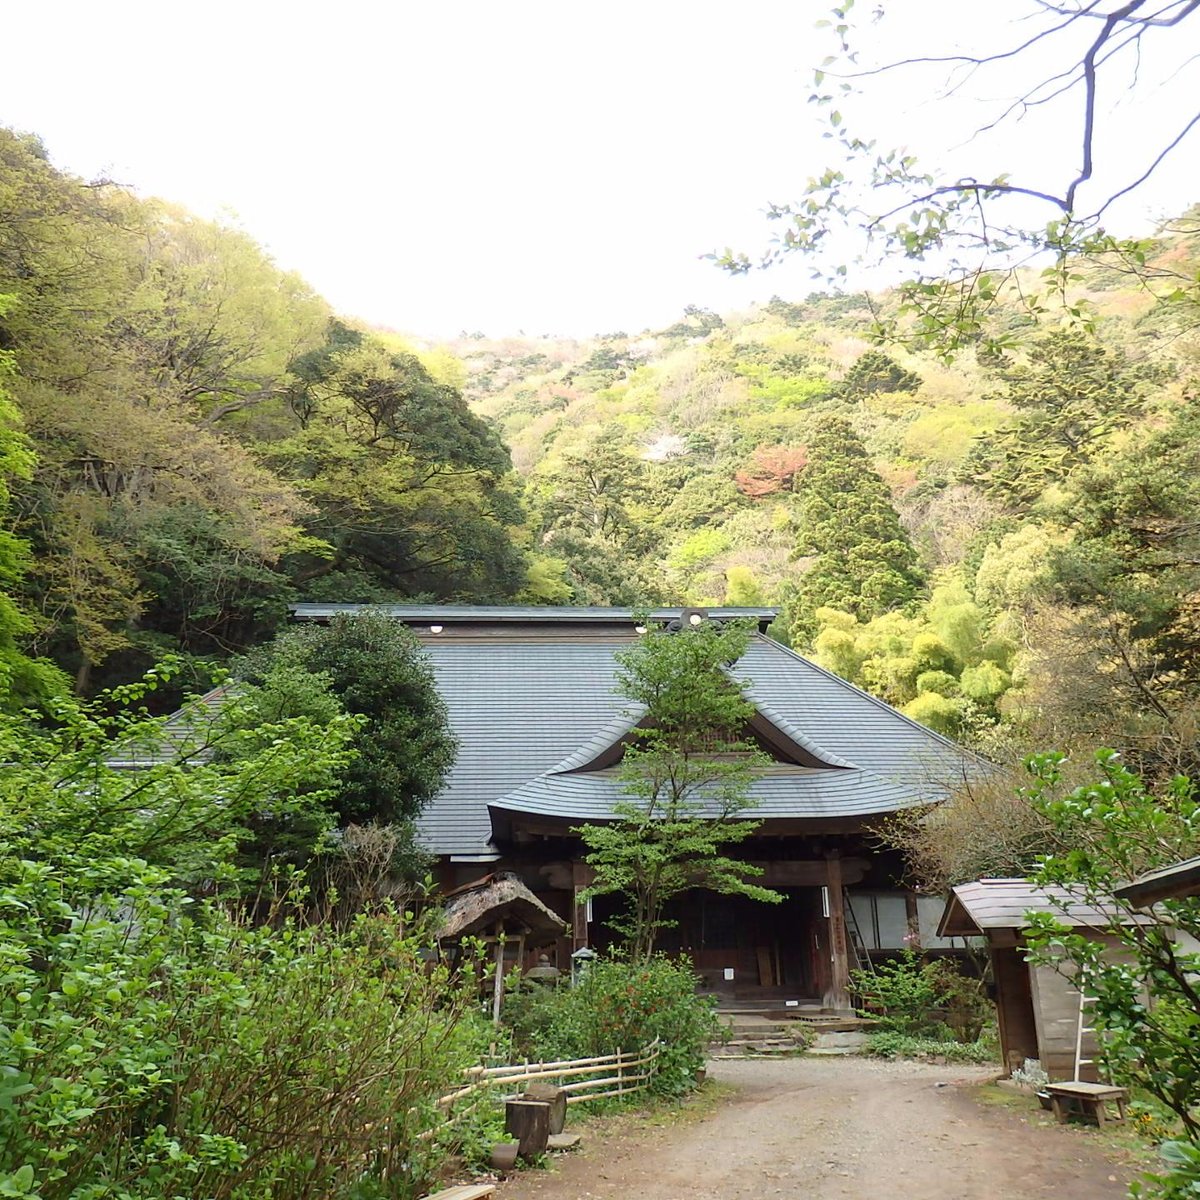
[291,604,985,1011]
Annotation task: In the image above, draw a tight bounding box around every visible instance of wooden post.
[505,1098,551,1159]
[824,853,851,1013]
[571,861,594,950]
[523,1082,567,1134]
[492,920,506,1026]
[904,890,921,947]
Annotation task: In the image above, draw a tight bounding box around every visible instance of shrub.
[0,865,484,1200]
[852,949,941,1036]
[852,949,992,1042]
[503,955,720,1097]
[865,1031,998,1064]
[0,668,483,1200]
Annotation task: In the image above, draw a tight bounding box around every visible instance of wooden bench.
[1045,1081,1130,1127]
[421,1185,496,1200]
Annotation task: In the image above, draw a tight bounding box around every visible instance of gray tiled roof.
[291,603,779,627]
[937,879,1150,937]
[489,764,916,823]
[416,630,986,858]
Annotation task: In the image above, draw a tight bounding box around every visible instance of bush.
[864,1031,998,1064]
[0,668,484,1200]
[0,865,485,1200]
[503,956,720,1097]
[852,949,992,1042]
[852,949,941,1036]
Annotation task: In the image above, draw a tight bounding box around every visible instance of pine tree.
[791,416,924,639]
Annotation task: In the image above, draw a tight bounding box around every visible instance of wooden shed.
[1115,855,1200,906]
[937,879,1148,1081]
[438,872,570,1023]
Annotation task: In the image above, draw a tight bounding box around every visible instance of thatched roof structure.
[437,872,568,944]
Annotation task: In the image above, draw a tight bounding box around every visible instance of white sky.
[3,1,1197,338]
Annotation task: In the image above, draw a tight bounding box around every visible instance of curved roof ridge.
[547,686,857,777]
[746,634,995,770]
[545,705,645,774]
[742,692,859,770]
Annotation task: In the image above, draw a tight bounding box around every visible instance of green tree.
[791,415,924,637]
[1022,751,1200,1197]
[273,329,528,602]
[840,350,921,400]
[242,610,456,830]
[578,620,781,961]
[0,294,67,712]
[0,130,316,688]
[971,331,1165,505]
[532,431,661,604]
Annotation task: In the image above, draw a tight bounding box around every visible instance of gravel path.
[497,1057,1135,1200]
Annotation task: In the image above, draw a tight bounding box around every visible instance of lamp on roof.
[430,624,444,634]
[634,624,647,635]
[688,613,704,626]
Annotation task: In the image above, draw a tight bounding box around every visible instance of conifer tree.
[790,416,923,639]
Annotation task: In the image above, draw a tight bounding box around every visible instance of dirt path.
[498,1057,1136,1200]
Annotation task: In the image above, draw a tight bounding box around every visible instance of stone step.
[719,1020,800,1037]
[717,1039,805,1056]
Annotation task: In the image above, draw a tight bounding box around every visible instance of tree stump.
[504,1098,551,1160]
[521,1083,567,1134]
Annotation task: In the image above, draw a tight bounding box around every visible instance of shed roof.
[1114,856,1200,907]
[437,872,568,943]
[937,878,1150,938]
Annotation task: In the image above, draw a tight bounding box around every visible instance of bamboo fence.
[434,1039,661,1133]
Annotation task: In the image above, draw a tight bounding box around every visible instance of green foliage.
[0,666,482,1199]
[275,329,527,604]
[840,350,921,399]
[971,332,1166,505]
[503,956,721,1096]
[791,415,924,636]
[241,610,456,830]
[853,950,992,1043]
[1021,751,1200,1196]
[811,575,1012,726]
[851,949,941,1036]
[579,621,781,961]
[0,129,531,692]
[901,691,964,737]
[1,877,482,1199]
[863,1031,997,1064]
[0,294,67,712]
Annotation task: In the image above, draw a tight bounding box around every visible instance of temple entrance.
[592,888,825,1005]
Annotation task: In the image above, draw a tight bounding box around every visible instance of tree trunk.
[505,1099,550,1160]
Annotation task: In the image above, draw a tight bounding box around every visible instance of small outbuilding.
[438,872,570,1023]
[937,879,1149,1080]
[1114,855,1200,907]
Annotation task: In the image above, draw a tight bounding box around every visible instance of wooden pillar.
[904,890,921,947]
[824,853,851,1013]
[491,920,506,1026]
[571,861,594,950]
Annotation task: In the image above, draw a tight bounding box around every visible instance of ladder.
[844,889,876,975]
[1074,982,1099,1080]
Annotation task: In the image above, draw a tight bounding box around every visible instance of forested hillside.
[0,128,532,701]
[3,123,1199,782]
[442,226,1200,771]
